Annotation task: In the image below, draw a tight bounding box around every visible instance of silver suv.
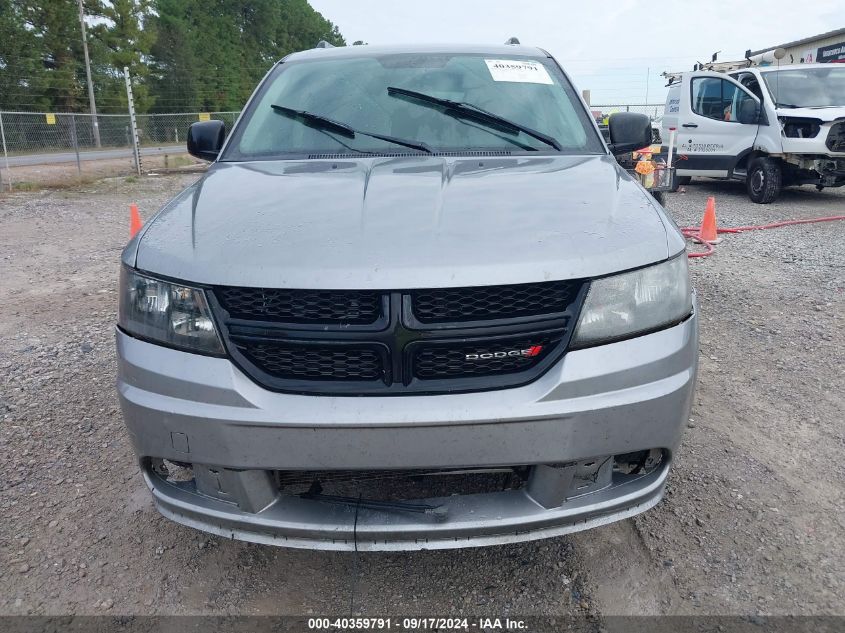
[116,43,698,550]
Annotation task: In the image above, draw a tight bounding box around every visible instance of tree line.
[0,0,345,113]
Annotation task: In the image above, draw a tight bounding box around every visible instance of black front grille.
[827,122,845,152]
[412,280,579,323]
[210,280,586,395]
[239,343,384,381]
[217,287,382,324]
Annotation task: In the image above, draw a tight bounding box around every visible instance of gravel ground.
[0,173,843,620]
[574,180,845,616]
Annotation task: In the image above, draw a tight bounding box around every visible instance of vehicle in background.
[662,63,845,203]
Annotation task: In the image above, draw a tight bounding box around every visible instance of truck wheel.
[669,172,689,192]
[747,158,782,204]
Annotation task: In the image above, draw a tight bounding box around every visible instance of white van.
[662,64,845,203]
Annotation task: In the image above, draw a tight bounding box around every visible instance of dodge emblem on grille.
[465,345,544,361]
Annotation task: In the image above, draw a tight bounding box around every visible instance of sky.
[308,0,843,106]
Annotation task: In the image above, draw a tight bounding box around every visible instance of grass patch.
[0,175,102,194]
[161,154,195,170]
[11,181,39,191]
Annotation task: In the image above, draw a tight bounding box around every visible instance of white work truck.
[662,63,845,203]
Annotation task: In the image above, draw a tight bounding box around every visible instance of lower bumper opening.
[277,467,531,500]
[143,450,668,550]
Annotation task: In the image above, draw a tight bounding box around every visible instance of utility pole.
[124,67,142,175]
[645,67,650,104]
[0,112,12,192]
[77,0,101,148]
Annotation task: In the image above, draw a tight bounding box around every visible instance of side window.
[738,73,763,100]
[691,77,755,122]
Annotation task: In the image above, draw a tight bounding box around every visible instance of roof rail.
[661,71,683,86]
[315,40,335,49]
[504,37,520,45]
[663,56,753,80]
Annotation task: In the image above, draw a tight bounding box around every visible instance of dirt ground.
[0,172,843,621]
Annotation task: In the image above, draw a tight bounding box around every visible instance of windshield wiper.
[775,103,802,109]
[386,86,562,151]
[270,104,433,154]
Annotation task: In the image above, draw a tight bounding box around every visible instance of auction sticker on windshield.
[485,59,553,84]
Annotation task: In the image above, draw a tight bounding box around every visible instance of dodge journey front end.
[116,43,698,550]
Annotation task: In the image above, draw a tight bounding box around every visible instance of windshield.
[223,52,603,159]
[761,67,845,108]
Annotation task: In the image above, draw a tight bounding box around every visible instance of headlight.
[119,267,224,355]
[572,255,692,347]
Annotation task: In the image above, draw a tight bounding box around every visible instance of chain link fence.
[0,105,667,190]
[0,111,239,190]
[590,104,664,119]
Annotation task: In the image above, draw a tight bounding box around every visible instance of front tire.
[669,172,689,192]
[747,157,782,204]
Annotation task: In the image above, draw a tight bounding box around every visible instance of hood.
[775,106,845,121]
[131,155,676,289]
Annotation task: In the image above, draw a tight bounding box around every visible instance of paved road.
[4,144,185,167]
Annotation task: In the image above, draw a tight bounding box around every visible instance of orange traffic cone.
[699,196,720,243]
[129,203,143,238]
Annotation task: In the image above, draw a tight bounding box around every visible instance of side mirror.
[738,99,761,125]
[187,120,225,161]
[607,112,652,154]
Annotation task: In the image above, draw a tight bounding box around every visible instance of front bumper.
[116,310,698,550]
